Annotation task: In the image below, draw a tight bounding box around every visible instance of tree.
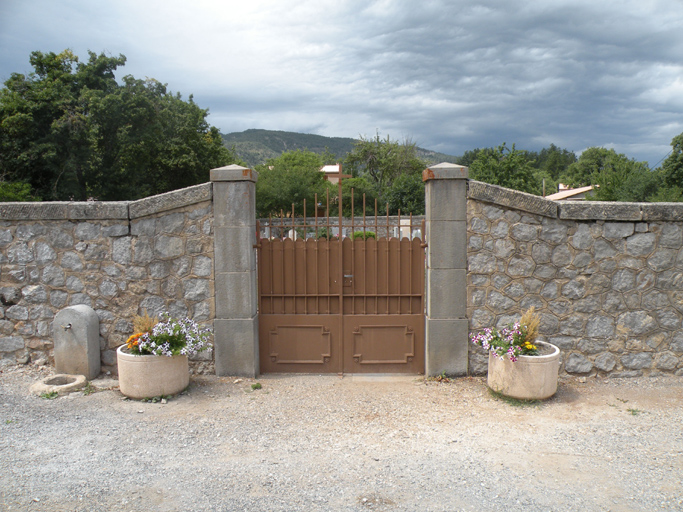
[468,143,541,195]
[254,150,327,217]
[384,173,425,215]
[534,144,577,181]
[0,50,238,201]
[334,177,379,217]
[343,133,426,196]
[660,133,683,200]
[562,147,658,202]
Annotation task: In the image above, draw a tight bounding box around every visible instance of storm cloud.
[1,0,681,166]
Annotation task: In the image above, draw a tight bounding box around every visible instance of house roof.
[545,185,595,201]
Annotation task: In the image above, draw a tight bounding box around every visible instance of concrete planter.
[116,345,189,399]
[487,340,560,400]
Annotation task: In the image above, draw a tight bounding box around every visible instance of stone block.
[215,271,257,319]
[212,182,256,228]
[213,316,259,377]
[210,164,258,183]
[425,318,469,376]
[426,221,466,269]
[0,336,24,352]
[468,181,557,218]
[559,202,642,221]
[564,353,593,373]
[425,179,467,221]
[214,227,257,273]
[426,268,466,319]
[102,224,129,237]
[53,305,100,380]
[129,183,211,218]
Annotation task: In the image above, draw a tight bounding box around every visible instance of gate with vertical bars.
[256,180,425,374]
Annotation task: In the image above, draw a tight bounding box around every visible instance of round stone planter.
[116,345,189,399]
[487,340,560,400]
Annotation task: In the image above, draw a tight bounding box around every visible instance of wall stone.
[468,182,683,377]
[0,184,214,372]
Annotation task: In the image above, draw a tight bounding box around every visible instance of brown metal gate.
[257,185,425,374]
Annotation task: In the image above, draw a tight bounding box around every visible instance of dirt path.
[1,366,682,511]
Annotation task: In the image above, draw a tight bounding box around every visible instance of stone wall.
[0,184,215,373]
[467,180,683,377]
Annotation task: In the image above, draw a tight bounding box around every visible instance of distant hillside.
[221,129,460,167]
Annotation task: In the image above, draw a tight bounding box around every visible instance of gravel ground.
[1,365,682,512]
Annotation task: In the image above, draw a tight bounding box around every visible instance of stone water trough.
[30,374,87,396]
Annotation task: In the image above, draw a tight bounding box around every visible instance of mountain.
[221,129,460,167]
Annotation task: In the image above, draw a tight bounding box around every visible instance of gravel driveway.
[1,365,682,512]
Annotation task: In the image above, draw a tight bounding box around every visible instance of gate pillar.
[423,162,469,376]
[211,165,259,377]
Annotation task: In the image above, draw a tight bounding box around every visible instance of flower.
[125,313,212,357]
[126,333,143,350]
[470,307,540,361]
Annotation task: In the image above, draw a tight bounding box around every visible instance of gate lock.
[343,274,353,287]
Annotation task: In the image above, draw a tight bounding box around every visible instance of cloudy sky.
[1,0,682,166]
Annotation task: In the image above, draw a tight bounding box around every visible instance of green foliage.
[533,143,577,181]
[221,129,455,168]
[40,391,58,400]
[222,129,356,167]
[352,230,375,240]
[343,133,427,193]
[468,143,541,195]
[251,383,262,390]
[488,388,541,407]
[254,150,327,217]
[333,176,379,217]
[661,133,683,194]
[384,172,425,215]
[0,50,239,201]
[0,181,39,201]
[562,147,658,202]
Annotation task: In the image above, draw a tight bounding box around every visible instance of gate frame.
[211,162,469,377]
[423,162,469,376]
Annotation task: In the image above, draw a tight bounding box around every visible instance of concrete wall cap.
[558,201,642,221]
[467,180,557,218]
[129,183,212,219]
[641,203,683,221]
[0,202,69,220]
[67,202,129,220]
[210,165,258,183]
[423,162,468,181]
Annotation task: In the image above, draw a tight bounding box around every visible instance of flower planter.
[487,340,560,400]
[117,345,189,399]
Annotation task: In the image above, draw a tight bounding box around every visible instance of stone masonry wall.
[467,180,683,377]
[0,184,215,373]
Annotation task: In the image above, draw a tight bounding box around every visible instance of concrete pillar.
[423,162,469,376]
[210,165,259,377]
[53,305,100,379]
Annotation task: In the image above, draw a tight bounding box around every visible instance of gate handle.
[344,274,353,278]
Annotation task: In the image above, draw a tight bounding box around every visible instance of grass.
[82,382,96,396]
[39,391,59,400]
[627,408,643,416]
[488,388,541,407]
[426,371,452,383]
[251,383,262,390]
